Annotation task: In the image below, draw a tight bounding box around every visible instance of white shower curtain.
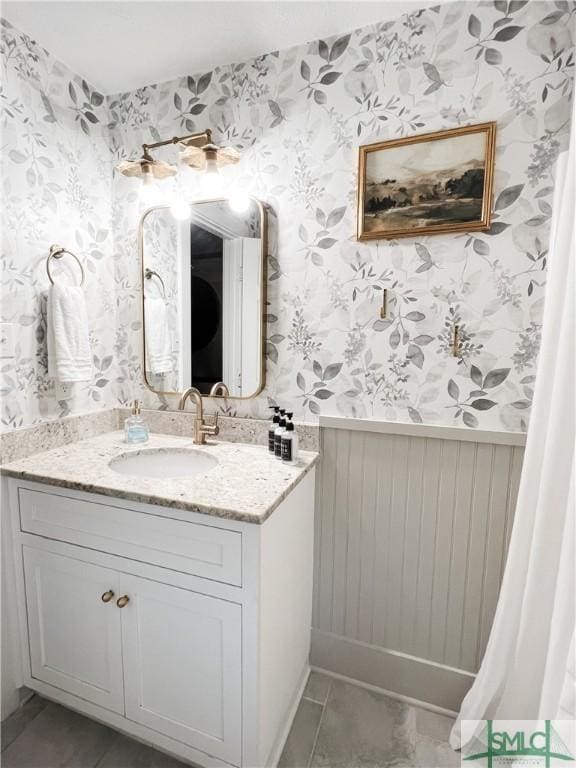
[451,104,575,745]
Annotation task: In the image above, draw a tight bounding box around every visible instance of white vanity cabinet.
[6,470,316,768]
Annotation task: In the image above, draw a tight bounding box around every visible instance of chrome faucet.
[178,387,219,445]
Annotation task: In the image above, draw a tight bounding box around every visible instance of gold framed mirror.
[139,197,267,399]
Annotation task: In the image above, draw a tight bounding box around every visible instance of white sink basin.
[109,448,218,479]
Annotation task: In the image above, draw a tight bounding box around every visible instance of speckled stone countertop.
[0,431,318,524]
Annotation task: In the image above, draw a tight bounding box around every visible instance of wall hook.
[379,288,388,320]
[451,324,461,358]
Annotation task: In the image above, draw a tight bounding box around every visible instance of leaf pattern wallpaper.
[2,2,575,432]
[1,18,116,429]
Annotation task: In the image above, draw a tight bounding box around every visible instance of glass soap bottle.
[124,400,149,444]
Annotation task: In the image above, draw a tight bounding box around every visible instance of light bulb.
[205,155,218,175]
[228,191,251,213]
[202,167,224,196]
[170,199,191,220]
[140,175,163,206]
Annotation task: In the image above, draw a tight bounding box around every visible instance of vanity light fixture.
[116,128,241,204]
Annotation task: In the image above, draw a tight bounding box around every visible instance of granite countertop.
[0,431,318,524]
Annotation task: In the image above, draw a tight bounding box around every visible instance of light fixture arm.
[141,129,213,159]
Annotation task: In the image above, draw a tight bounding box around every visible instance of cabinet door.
[120,575,242,766]
[23,546,124,714]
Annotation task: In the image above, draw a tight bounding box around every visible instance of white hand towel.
[47,284,92,382]
[144,296,173,375]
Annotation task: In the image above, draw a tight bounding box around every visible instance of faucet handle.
[203,411,219,436]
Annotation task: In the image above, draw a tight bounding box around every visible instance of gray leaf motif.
[470,398,497,410]
[508,0,529,12]
[265,341,278,364]
[318,40,329,61]
[9,150,26,163]
[408,407,423,424]
[495,185,524,210]
[463,412,479,428]
[473,239,490,255]
[493,25,523,42]
[326,207,346,227]
[268,101,284,126]
[323,363,343,381]
[468,14,482,38]
[41,92,56,123]
[317,238,337,249]
[483,368,510,388]
[486,222,510,235]
[448,379,460,401]
[485,48,503,65]
[415,243,434,272]
[320,72,341,85]
[329,35,351,62]
[423,62,443,91]
[470,365,483,387]
[197,72,212,94]
[541,11,564,25]
[407,344,424,369]
[511,399,531,409]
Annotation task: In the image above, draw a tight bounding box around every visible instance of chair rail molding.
[319,416,527,446]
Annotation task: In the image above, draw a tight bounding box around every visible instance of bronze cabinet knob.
[101,590,115,603]
[116,595,130,608]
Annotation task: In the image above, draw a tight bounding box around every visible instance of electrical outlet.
[0,323,15,359]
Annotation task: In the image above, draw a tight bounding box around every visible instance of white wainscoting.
[311,417,525,712]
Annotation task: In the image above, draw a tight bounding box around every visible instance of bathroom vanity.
[2,432,317,768]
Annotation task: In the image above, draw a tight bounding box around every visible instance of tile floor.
[1,673,461,768]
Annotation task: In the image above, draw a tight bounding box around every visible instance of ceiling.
[2,0,444,94]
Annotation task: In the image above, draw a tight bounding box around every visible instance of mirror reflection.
[141,198,265,398]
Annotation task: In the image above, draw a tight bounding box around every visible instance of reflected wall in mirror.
[140,198,266,398]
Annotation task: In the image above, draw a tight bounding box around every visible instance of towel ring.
[46,245,85,287]
[144,268,166,299]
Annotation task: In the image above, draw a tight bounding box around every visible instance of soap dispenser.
[274,410,287,458]
[268,406,280,453]
[281,414,299,463]
[124,400,150,444]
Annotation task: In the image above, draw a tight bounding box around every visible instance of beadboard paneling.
[312,425,524,707]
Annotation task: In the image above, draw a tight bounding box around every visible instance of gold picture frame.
[357,122,496,241]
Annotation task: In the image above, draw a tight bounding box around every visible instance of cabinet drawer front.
[19,488,242,586]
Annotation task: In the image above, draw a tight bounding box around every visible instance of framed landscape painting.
[357,122,496,240]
